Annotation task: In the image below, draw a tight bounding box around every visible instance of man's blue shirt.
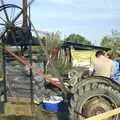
[112,60,120,84]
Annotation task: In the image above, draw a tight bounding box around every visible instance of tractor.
[0,0,120,120]
[56,41,120,120]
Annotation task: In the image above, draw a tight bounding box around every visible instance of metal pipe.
[2,38,7,102]
[28,2,34,105]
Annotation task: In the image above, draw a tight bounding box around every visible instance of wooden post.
[23,0,28,27]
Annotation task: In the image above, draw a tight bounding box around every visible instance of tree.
[101,31,120,59]
[44,31,61,54]
[65,33,91,45]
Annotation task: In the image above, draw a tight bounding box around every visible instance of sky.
[3,0,120,45]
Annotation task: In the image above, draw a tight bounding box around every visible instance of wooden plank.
[7,97,31,104]
[85,107,120,120]
[4,103,35,116]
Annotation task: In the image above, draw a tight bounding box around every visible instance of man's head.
[95,50,105,57]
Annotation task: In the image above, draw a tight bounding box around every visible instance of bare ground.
[0,102,69,120]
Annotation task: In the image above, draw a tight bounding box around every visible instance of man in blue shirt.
[111,60,120,84]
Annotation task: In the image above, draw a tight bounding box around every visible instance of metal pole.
[28,0,34,105]
[29,40,33,105]
[2,38,7,102]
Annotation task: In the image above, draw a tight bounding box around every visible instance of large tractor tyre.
[69,76,120,120]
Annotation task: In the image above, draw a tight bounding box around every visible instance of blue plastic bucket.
[42,96,63,112]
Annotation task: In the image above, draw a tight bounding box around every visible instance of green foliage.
[65,33,91,45]
[101,31,120,59]
[37,55,45,62]
[45,31,61,53]
[47,59,70,76]
[40,32,70,76]
[32,32,61,54]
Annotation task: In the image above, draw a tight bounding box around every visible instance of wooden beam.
[7,97,31,104]
[85,108,120,120]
